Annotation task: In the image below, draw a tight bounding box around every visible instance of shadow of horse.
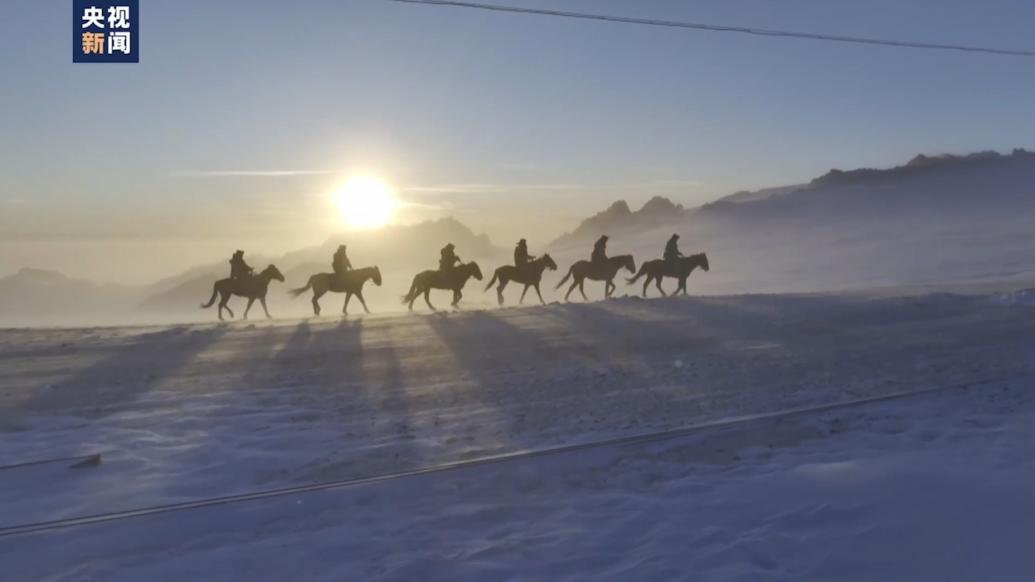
[555,255,636,301]
[483,254,558,306]
[402,262,483,311]
[288,266,383,316]
[200,264,285,321]
[627,253,710,297]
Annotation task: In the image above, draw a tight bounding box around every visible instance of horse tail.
[287,276,314,298]
[401,275,419,305]
[484,268,501,292]
[200,282,219,309]
[554,265,574,290]
[627,263,648,285]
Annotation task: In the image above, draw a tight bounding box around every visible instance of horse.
[483,254,558,306]
[200,264,285,321]
[554,255,636,302]
[401,262,483,311]
[627,252,710,297]
[287,266,382,316]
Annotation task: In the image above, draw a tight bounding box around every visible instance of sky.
[2,0,1035,283]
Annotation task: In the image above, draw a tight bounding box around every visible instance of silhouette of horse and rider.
[484,239,558,306]
[200,250,285,320]
[402,243,483,311]
[628,234,710,297]
[200,232,709,320]
[556,235,637,301]
[289,245,383,316]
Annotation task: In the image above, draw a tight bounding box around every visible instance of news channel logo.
[73,1,138,63]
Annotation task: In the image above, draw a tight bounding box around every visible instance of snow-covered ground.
[3,289,1035,580]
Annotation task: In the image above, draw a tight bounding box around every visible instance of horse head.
[694,252,710,272]
[263,264,285,282]
[617,254,636,274]
[371,266,383,286]
[465,261,483,281]
[540,253,558,271]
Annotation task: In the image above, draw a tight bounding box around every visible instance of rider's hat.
[672,233,680,238]
[234,249,244,255]
[518,238,526,244]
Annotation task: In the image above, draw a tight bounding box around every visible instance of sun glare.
[331,176,398,229]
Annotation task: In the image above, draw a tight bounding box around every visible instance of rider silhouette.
[514,239,535,270]
[229,250,253,282]
[332,244,352,282]
[591,235,609,268]
[439,243,461,273]
[664,234,682,267]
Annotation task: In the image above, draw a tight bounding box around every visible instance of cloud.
[402,183,584,194]
[172,170,336,178]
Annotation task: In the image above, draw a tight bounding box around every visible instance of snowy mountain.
[543,148,1035,298]
[0,268,139,327]
[698,148,1035,222]
[550,196,687,249]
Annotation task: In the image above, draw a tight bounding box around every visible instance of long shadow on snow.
[0,325,228,428]
[264,318,423,482]
[424,309,675,453]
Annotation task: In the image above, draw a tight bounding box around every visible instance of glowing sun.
[331,176,398,229]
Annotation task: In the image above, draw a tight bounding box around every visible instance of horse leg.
[606,279,615,299]
[220,292,234,320]
[356,290,371,314]
[565,279,577,301]
[244,297,255,319]
[519,284,530,304]
[534,283,545,305]
[579,280,588,301]
[642,276,650,298]
[452,288,462,308]
[343,292,352,315]
[312,289,324,316]
[261,297,271,319]
[497,278,508,307]
[656,277,667,297]
[679,277,688,295]
[423,288,436,311]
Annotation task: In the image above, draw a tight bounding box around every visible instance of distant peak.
[605,200,632,215]
[640,196,683,214]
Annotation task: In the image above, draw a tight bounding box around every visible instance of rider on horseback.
[664,234,682,268]
[514,238,535,272]
[332,244,352,284]
[229,250,253,283]
[591,235,609,268]
[440,243,461,273]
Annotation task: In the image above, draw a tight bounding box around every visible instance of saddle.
[230,274,253,294]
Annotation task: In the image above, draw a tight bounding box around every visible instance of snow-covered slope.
[2,289,1035,579]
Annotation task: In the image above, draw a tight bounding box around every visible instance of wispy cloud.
[173,170,336,178]
[403,183,584,194]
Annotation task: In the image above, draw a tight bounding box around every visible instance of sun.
[331,176,398,229]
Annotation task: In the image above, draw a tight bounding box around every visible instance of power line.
[387,0,1035,58]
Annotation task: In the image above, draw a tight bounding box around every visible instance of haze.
[3,0,1035,284]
